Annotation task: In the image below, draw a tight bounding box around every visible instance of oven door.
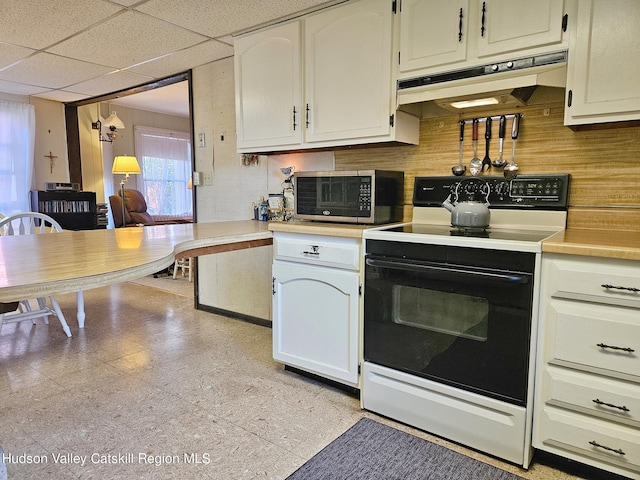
[364,249,534,406]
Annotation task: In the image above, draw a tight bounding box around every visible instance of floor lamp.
[112,155,141,228]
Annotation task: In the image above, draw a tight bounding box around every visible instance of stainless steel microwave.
[293,170,404,224]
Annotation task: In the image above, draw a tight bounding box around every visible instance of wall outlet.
[198,133,206,148]
[203,171,213,185]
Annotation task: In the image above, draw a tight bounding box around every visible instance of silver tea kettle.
[442,179,491,229]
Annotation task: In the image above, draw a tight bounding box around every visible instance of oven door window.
[393,286,489,342]
[364,256,534,406]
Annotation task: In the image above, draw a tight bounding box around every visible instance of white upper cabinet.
[234,0,419,154]
[304,0,394,143]
[398,0,568,78]
[399,0,470,78]
[234,22,302,151]
[476,0,566,58]
[564,0,640,127]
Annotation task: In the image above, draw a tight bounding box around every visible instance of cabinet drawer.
[543,366,640,428]
[547,300,640,381]
[538,407,640,475]
[274,233,360,270]
[544,255,640,309]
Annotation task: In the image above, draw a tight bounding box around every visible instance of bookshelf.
[30,190,99,230]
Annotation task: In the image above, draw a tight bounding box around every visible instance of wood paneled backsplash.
[334,102,640,229]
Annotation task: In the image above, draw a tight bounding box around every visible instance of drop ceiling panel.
[0,52,113,89]
[0,44,35,70]
[0,79,50,96]
[135,0,342,38]
[0,0,123,50]
[48,10,208,69]
[66,70,154,97]
[35,89,92,102]
[126,40,233,78]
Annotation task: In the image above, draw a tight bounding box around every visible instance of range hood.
[397,51,568,114]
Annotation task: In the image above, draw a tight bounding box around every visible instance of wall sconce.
[91,111,125,142]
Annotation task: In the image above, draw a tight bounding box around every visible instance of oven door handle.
[365,257,530,284]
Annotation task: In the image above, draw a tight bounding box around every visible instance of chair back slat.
[0,212,63,236]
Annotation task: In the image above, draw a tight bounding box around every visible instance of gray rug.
[286,418,525,480]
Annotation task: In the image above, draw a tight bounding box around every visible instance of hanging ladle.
[504,114,521,180]
[491,115,507,168]
[452,120,466,176]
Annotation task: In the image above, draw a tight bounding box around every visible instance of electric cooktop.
[364,174,570,253]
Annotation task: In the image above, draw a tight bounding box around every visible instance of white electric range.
[361,174,570,468]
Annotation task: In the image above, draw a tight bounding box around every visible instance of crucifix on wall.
[44,151,58,173]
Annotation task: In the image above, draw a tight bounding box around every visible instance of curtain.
[0,101,36,215]
[133,125,192,218]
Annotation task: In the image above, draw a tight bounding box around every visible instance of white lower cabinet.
[272,233,361,388]
[533,254,640,479]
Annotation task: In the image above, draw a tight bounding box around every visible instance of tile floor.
[0,282,601,479]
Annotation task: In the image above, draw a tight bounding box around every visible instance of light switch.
[198,133,206,148]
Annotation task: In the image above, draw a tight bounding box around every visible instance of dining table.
[0,220,273,334]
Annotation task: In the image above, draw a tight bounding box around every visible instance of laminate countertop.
[270,221,640,262]
[0,220,272,303]
[268,220,372,238]
[542,228,640,261]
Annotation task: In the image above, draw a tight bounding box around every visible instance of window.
[0,101,36,215]
[133,125,192,219]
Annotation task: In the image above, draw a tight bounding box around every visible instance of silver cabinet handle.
[592,398,630,413]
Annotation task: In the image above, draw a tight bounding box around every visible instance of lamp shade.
[104,111,125,130]
[112,155,141,175]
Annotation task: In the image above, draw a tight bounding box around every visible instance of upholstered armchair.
[109,189,155,227]
[109,189,192,227]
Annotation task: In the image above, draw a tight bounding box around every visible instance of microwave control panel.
[358,177,372,213]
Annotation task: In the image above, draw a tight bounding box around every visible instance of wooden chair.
[173,257,193,282]
[0,212,72,337]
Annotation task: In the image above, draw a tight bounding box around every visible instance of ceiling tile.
[0,52,114,89]
[0,0,123,50]
[126,40,233,78]
[135,0,341,38]
[47,10,209,69]
[0,79,49,96]
[34,90,92,103]
[0,43,36,70]
[67,70,154,96]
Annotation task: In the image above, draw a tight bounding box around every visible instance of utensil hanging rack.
[460,113,522,125]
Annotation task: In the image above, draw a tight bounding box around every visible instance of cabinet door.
[272,261,360,386]
[476,0,566,58]
[304,0,393,143]
[399,0,470,74]
[234,22,302,150]
[565,0,640,126]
